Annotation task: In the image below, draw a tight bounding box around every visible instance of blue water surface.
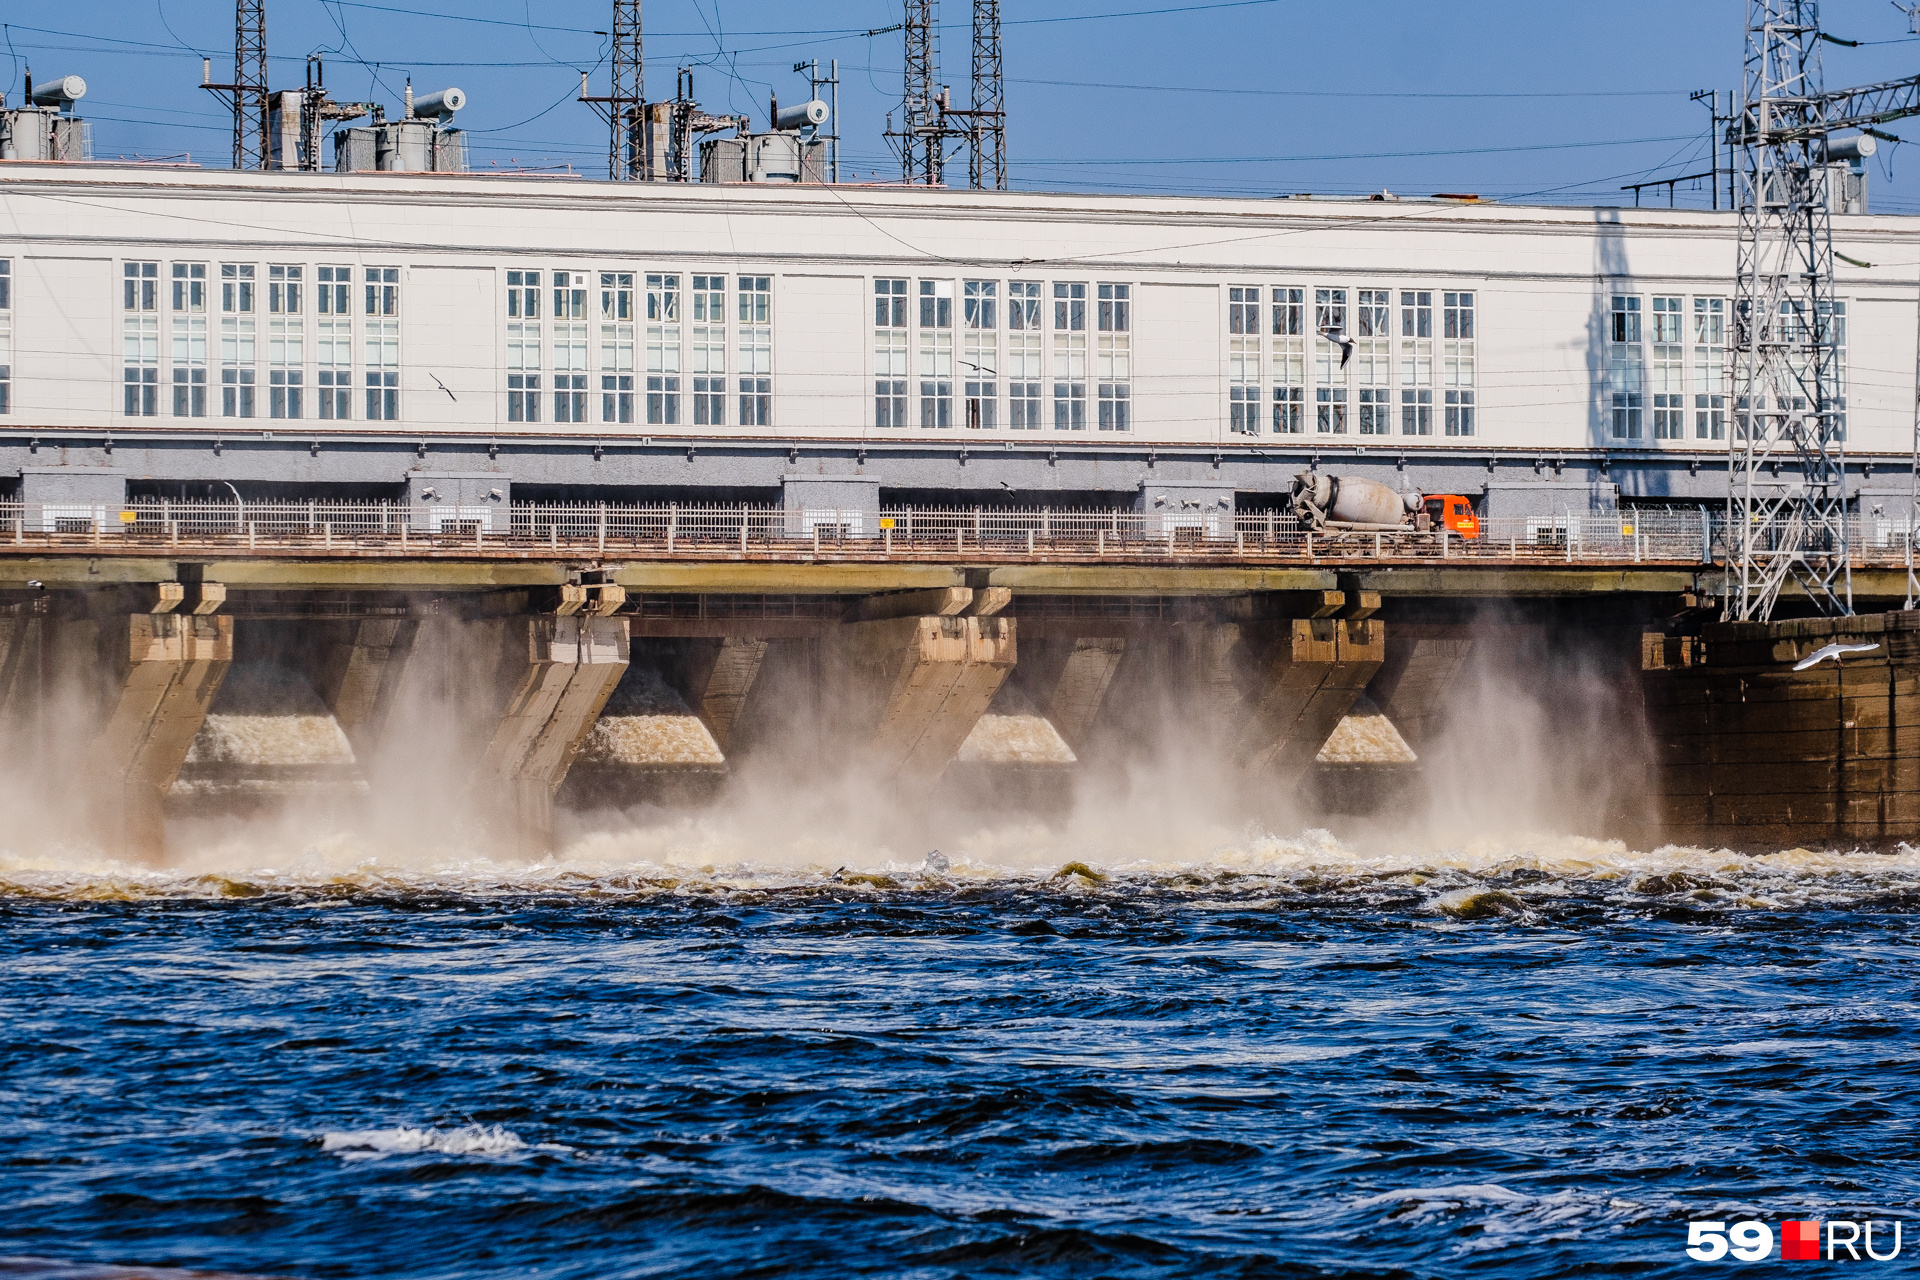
[2,870,1917,1279]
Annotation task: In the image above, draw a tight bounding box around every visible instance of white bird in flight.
[1319,326,1355,368]
[1792,641,1880,671]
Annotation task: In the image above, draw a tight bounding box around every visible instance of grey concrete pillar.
[681,637,769,752]
[825,612,1017,778]
[404,471,510,534]
[782,473,881,538]
[311,619,420,760]
[478,615,629,850]
[1368,635,1474,752]
[85,612,234,858]
[18,467,126,532]
[1011,636,1126,753]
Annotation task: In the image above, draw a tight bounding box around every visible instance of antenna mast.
[1728,0,1850,620]
[234,0,269,169]
[610,0,644,179]
[969,0,1005,190]
[901,0,940,184]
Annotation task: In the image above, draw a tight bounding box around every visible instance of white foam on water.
[319,1124,567,1161]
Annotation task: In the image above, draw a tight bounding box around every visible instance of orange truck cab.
[1424,494,1480,539]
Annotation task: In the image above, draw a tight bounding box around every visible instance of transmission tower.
[901,0,941,184]
[1728,0,1849,620]
[609,0,645,179]
[967,0,1006,190]
[233,0,269,169]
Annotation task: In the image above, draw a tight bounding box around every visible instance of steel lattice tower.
[610,0,645,179]
[233,0,269,169]
[1729,0,1850,619]
[969,0,1005,190]
[902,0,941,185]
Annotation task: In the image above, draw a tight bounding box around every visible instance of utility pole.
[200,0,269,169]
[1729,0,1848,619]
[969,0,1006,190]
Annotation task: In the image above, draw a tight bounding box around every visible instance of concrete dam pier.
[1,538,1915,856]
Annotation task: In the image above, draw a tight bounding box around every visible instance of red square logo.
[1781,1220,1822,1261]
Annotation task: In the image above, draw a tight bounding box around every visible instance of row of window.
[1228,287,1478,437]
[1606,294,1849,441]
[123,262,400,318]
[121,259,404,420]
[875,280,1134,431]
[501,270,774,427]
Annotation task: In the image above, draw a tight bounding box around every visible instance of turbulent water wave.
[320,1125,569,1161]
[3,824,1919,914]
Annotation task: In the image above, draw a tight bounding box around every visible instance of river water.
[3,829,1917,1279]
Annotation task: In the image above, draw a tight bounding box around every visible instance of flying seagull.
[1319,326,1355,368]
[1792,641,1880,671]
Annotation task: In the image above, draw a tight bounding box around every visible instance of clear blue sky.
[8,0,1920,210]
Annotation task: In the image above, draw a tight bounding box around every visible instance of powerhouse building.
[0,159,1917,519]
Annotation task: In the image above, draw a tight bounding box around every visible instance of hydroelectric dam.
[0,497,1913,857]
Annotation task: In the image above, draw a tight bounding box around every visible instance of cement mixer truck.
[1288,472,1480,540]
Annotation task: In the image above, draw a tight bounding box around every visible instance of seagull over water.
[1318,326,1355,368]
[1793,641,1880,671]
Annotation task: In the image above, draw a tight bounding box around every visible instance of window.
[691,274,726,427]
[0,259,10,415]
[646,273,681,425]
[365,267,399,317]
[1650,295,1684,440]
[1399,290,1433,437]
[1230,286,1260,435]
[1008,282,1042,429]
[601,273,634,424]
[1271,286,1305,432]
[317,265,351,315]
[1693,296,1726,442]
[553,270,587,321]
[1054,280,1087,331]
[601,271,631,321]
[172,306,208,418]
[1353,288,1390,434]
[1358,388,1390,436]
[875,278,907,427]
[1054,282,1089,430]
[875,277,907,328]
[1608,294,1643,440]
[223,297,258,419]
[221,264,255,315]
[364,319,399,420]
[124,266,159,415]
[920,280,953,428]
[124,261,158,313]
[1096,284,1130,433]
[508,268,542,319]
[553,318,588,423]
[964,280,997,428]
[1443,292,1476,438]
[1822,298,1848,441]
[1445,390,1475,438]
[1315,288,1348,426]
[316,318,348,420]
[1316,386,1346,434]
[737,275,770,428]
[1229,285,1260,335]
[1272,385,1303,434]
[1400,388,1432,436]
[268,317,303,419]
[171,262,206,314]
[268,265,302,315]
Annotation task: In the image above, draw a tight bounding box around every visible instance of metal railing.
[0,499,1906,568]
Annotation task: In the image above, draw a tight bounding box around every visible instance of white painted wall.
[0,165,1915,457]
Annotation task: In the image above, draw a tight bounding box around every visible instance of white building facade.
[0,162,1915,514]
